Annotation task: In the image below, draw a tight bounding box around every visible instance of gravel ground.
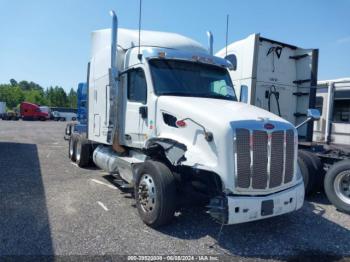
[0,121,349,261]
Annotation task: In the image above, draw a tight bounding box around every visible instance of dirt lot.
[0,121,349,261]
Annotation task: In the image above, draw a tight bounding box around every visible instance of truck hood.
[157,96,292,127]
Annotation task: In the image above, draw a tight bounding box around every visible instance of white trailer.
[216,33,319,142]
[68,12,305,227]
[52,111,77,121]
[217,35,350,214]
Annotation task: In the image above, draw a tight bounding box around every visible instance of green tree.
[10,79,17,87]
[24,89,47,105]
[45,86,68,107]
[1,80,73,109]
[0,84,25,109]
[67,88,77,108]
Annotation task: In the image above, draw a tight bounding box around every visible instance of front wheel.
[324,160,350,214]
[135,161,177,228]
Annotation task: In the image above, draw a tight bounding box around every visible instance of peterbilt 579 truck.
[68,11,305,227]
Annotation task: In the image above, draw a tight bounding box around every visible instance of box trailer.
[68,12,306,227]
[217,35,350,213]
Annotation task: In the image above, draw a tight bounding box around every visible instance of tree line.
[0,79,77,110]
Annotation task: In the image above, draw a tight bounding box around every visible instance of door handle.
[139,106,148,119]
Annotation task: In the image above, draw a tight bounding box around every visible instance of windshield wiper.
[159,92,236,101]
[159,92,193,97]
[198,93,235,101]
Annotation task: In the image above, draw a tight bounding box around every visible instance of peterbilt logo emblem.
[264,123,275,130]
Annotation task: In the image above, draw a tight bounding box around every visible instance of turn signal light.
[176,120,186,128]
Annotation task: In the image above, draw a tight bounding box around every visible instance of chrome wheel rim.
[138,174,156,213]
[76,141,81,161]
[69,140,74,157]
[334,170,350,205]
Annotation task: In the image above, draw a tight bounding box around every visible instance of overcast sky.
[0,0,349,91]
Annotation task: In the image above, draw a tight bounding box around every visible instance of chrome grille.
[285,130,295,183]
[252,131,268,189]
[270,131,284,188]
[235,128,295,191]
[236,129,251,188]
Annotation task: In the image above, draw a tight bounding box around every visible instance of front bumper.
[208,182,304,225]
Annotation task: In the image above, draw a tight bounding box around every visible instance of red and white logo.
[264,123,275,130]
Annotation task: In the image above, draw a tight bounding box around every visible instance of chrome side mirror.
[307,109,320,120]
[296,109,321,129]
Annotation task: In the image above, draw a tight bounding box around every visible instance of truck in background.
[76,82,88,125]
[314,78,350,145]
[217,35,350,213]
[1,109,20,121]
[52,111,77,121]
[0,102,6,119]
[67,11,307,227]
[312,78,350,212]
[20,102,50,121]
[64,82,87,140]
[50,107,77,121]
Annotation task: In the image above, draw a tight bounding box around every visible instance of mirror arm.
[296,117,313,129]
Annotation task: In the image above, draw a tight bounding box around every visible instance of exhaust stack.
[207,31,213,55]
[108,10,125,153]
[110,10,118,70]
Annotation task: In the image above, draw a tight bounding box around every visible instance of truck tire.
[324,160,350,214]
[75,135,91,167]
[298,151,316,195]
[300,150,325,191]
[298,150,323,195]
[298,156,309,193]
[135,161,177,228]
[69,133,78,161]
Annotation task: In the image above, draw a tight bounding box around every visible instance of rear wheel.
[324,160,350,214]
[69,133,78,161]
[75,135,91,167]
[135,161,177,228]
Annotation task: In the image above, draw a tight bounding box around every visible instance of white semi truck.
[69,12,306,227]
[217,35,350,213]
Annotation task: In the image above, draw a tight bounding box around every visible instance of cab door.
[124,67,148,148]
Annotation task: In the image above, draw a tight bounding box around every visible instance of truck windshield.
[149,59,237,101]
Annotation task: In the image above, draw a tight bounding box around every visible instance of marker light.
[176,120,187,128]
[158,51,166,58]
